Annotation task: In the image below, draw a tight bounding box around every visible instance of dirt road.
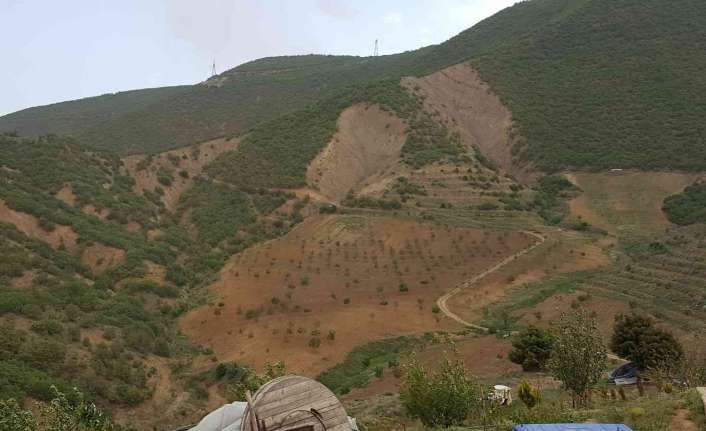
[436,230,546,331]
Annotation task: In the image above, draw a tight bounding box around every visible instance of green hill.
[6,0,705,171]
[0,132,304,412]
[4,0,705,171]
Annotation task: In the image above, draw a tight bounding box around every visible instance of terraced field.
[180,214,536,376]
[580,224,706,331]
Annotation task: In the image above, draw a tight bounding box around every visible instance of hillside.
[2,0,706,429]
[0,132,309,426]
[3,0,706,171]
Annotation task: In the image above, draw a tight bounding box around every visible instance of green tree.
[0,387,121,431]
[38,387,116,430]
[401,359,482,428]
[548,310,606,407]
[0,399,36,431]
[517,380,541,410]
[610,313,684,370]
[508,326,554,371]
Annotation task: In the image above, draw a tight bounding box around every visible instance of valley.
[1,1,706,430]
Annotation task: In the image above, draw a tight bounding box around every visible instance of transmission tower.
[211,59,217,77]
[373,39,379,57]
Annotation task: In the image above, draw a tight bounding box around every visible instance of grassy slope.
[0,86,190,144]
[0,0,555,154]
[471,0,706,171]
[7,0,706,171]
[0,133,304,415]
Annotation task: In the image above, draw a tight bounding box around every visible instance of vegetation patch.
[208,80,466,189]
[663,181,706,225]
[318,335,429,395]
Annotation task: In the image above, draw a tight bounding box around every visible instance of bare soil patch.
[55,184,77,207]
[81,243,125,274]
[344,334,521,401]
[419,335,521,377]
[670,408,698,431]
[83,204,109,220]
[402,63,535,183]
[10,271,36,289]
[122,137,240,211]
[520,291,629,337]
[180,215,534,376]
[0,200,78,251]
[306,104,407,202]
[447,232,610,325]
[113,355,219,431]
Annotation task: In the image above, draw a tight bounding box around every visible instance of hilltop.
[2,0,706,172]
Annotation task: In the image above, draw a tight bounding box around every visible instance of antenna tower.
[211,59,217,77]
[373,39,379,57]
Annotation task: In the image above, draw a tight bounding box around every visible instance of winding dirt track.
[436,230,546,331]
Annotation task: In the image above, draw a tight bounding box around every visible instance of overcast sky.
[1,0,518,116]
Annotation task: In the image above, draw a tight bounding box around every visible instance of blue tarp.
[512,425,632,431]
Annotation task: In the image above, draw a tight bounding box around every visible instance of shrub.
[663,181,706,225]
[30,320,63,337]
[517,379,541,409]
[508,326,554,371]
[0,398,36,431]
[401,359,482,428]
[156,167,174,186]
[478,202,499,211]
[610,313,684,370]
[318,204,337,214]
[19,337,66,370]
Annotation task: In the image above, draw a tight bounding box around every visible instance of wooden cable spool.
[240,375,351,431]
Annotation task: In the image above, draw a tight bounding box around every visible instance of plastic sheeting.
[189,402,247,431]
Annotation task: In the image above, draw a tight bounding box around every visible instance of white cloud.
[317,0,356,19]
[382,11,403,25]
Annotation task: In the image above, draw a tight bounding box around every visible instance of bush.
[517,379,541,409]
[19,338,66,369]
[611,313,684,370]
[0,398,36,431]
[401,359,482,428]
[156,167,174,186]
[508,326,554,371]
[318,203,337,214]
[30,319,63,337]
[663,181,706,225]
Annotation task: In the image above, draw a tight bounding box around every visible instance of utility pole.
[211,59,217,77]
[373,39,379,57]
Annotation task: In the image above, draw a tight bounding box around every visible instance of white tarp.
[189,402,246,431]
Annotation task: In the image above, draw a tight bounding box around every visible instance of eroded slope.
[307,104,407,202]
